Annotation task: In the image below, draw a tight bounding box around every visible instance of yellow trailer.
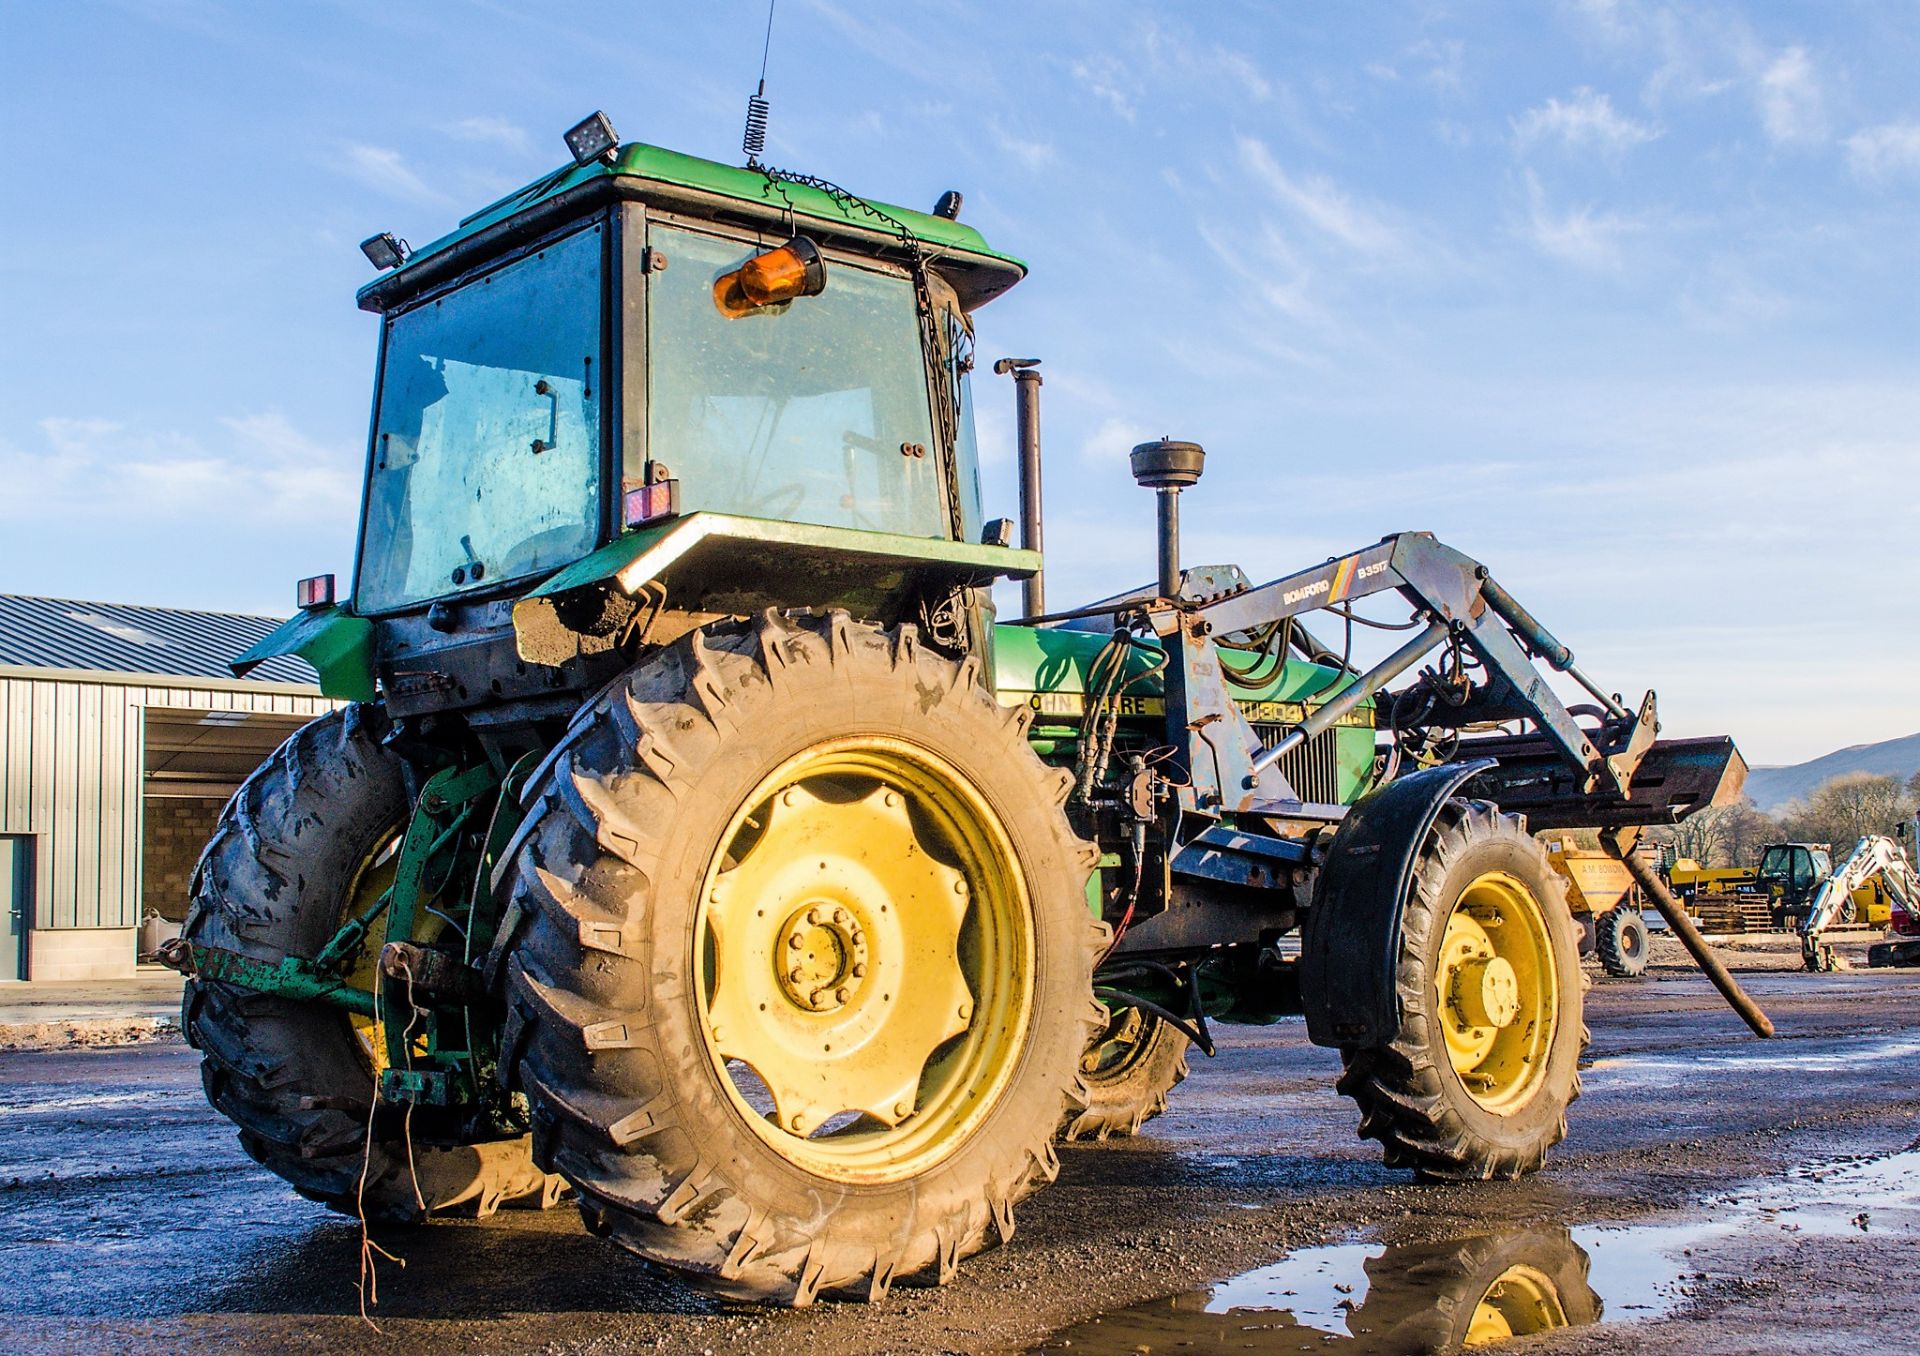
[1545,839,1652,978]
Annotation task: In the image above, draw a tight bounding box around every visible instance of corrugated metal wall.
[0,674,337,931]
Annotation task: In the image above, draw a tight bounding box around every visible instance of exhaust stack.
[994,358,1047,618]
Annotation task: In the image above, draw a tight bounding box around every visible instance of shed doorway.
[1,836,29,981]
[142,710,309,924]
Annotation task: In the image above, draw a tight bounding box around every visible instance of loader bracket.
[1300,759,1494,1050]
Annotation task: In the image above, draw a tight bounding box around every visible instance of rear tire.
[182,704,565,1222]
[500,611,1104,1305]
[1594,906,1650,978]
[1059,1007,1190,1142]
[1335,801,1586,1181]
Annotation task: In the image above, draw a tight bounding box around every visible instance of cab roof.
[356,141,1027,315]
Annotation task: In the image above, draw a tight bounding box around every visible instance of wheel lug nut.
[953,879,968,895]
[835,987,850,1004]
[781,789,797,807]
[833,907,849,925]
[711,1026,725,1042]
[883,790,901,809]
[894,1100,913,1120]
[787,934,802,949]
[788,1113,804,1130]
[958,1001,973,1020]
[807,907,823,925]
[852,963,866,979]
[788,967,805,984]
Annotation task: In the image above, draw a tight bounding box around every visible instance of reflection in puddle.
[1030,1227,1601,1354]
[1029,1148,1920,1355]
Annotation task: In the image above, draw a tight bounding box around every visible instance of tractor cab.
[243,127,1039,722]
[1757,842,1833,921]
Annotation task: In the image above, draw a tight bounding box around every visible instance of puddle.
[1583,1035,1920,1089]
[1025,1148,1920,1354]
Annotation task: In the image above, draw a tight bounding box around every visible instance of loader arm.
[1165,532,1669,816]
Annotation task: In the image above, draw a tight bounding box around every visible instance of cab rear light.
[297,574,336,610]
[624,479,681,529]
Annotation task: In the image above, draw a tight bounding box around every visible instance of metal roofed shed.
[0,595,340,981]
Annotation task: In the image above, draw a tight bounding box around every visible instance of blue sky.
[2,0,1915,765]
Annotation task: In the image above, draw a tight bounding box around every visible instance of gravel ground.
[0,936,1914,1354]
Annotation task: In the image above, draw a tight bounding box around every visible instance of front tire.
[1336,801,1586,1180]
[500,612,1104,1304]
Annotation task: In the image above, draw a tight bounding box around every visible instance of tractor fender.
[1301,758,1496,1050]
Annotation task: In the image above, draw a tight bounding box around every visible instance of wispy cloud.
[1754,45,1825,145]
[988,119,1055,172]
[1410,38,1466,94]
[1067,20,1273,125]
[334,143,443,204]
[2,414,359,524]
[1080,415,1153,464]
[1513,87,1658,157]
[1845,121,1920,179]
[1069,54,1137,121]
[441,115,532,156]
[1237,138,1404,261]
[1520,170,1639,269]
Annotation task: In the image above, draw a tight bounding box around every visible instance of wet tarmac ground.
[2,959,1917,1354]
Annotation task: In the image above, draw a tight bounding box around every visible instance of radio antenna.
[742,0,777,166]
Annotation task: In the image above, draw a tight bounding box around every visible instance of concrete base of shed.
[27,928,137,981]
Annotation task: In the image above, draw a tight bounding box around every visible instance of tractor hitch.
[156,938,378,1018]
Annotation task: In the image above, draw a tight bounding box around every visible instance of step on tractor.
[165,113,1750,1306]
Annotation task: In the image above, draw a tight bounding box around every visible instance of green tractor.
[169,113,1746,1305]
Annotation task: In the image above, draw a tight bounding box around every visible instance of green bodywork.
[991,623,1378,804]
[231,605,376,703]
[358,141,1025,313]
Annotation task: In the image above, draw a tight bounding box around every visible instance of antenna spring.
[742,85,770,165]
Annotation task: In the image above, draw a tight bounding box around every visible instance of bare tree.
[1776,773,1918,858]
[1644,799,1781,868]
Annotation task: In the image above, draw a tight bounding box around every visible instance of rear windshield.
[356,225,604,613]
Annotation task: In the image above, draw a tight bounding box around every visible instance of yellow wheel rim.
[1464,1263,1570,1346]
[1436,871,1558,1114]
[1084,1005,1151,1081]
[338,831,440,1074]
[695,736,1034,1185]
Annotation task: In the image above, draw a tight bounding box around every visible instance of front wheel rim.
[1435,870,1559,1114]
[695,736,1035,1185]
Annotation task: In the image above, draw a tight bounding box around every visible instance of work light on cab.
[563,110,619,166]
[712,235,825,317]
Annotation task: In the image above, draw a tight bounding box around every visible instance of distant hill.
[1745,732,1920,810]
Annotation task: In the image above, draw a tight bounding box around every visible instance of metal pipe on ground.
[1604,829,1775,1038]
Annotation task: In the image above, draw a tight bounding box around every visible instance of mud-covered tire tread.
[502,610,1105,1305]
[1594,906,1650,979]
[181,704,562,1222]
[1335,800,1588,1182]
[1059,1013,1190,1142]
